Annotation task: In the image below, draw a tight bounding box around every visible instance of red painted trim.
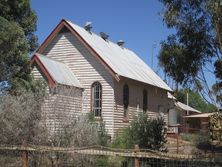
[31,54,56,87]
[36,19,120,82]
[36,19,65,53]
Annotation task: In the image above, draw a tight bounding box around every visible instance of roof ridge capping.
[64,19,131,50]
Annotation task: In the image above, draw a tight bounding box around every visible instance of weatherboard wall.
[41,32,115,137]
[31,66,49,93]
[31,65,83,133]
[113,78,170,134]
[41,85,83,134]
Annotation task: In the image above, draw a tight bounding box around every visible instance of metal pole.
[151,42,156,69]
[186,92,189,115]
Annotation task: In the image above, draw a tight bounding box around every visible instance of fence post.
[134,145,139,167]
[22,150,28,167]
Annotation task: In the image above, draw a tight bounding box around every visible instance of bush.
[180,133,199,142]
[112,113,167,151]
[51,113,109,148]
[0,87,48,146]
[194,132,211,150]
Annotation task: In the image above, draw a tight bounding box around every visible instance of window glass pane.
[91,82,102,117]
[123,84,129,118]
[143,89,148,112]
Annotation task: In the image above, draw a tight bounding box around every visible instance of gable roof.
[37,19,172,91]
[176,101,201,113]
[31,54,82,88]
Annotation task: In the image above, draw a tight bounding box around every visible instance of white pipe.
[186,92,189,115]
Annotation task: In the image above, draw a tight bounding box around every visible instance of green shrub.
[180,133,199,142]
[194,132,211,150]
[112,113,167,151]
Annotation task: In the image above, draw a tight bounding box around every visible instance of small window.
[123,84,129,118]
[143,89,148,112]
[91,82,102,117]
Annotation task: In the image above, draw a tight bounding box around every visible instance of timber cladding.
[41,32,115,137]
[113,78,170,135]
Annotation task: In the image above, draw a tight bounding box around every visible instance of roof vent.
[100,32,109,41]
[117,40,125,47]
[84,21,92,32]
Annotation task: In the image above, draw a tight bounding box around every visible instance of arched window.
[123,84,129,118]
[91,82,102,117]
[143,89,148,112]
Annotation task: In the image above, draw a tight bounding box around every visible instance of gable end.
[37,19,120,82]
[31,54,56,87]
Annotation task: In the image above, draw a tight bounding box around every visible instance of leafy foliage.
[195,132,211,151]
[112,113,167,151]
[0,0,38,52]
[159,0,215,83]
[208,1,222,105]
[51,113,109,148]
[176,89,217,112]
[0,0,38,93]
[158,0,222,104]
[212,82,222,104]
[0,17,30,85]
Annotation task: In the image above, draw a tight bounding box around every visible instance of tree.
[158,0,222,105]
[0,0,38,92]
[0,0,38,52]
[0,17,29,85]
[176,89,217,113]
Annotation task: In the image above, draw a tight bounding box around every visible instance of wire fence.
[1,145,222,167]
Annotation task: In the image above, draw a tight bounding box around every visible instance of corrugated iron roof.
[167,92,176,100]
[176,101,201,113]
[36,54,82,88]
[66,20,172,91]
[184,113,214,118]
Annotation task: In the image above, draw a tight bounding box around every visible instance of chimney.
[100,32,109,41]
[84,21,92,33]
[117,40,125,47]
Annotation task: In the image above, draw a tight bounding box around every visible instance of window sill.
[94,117,103,122]
[122,118,129,123]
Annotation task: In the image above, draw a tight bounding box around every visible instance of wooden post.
[134,145,139,167]
[22,150,28,167]
[177,133,179,154]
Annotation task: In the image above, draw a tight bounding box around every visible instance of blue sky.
[31,0,173,77]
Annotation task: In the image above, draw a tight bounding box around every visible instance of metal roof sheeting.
[36,54,82,88]
[184,113,214,118]
[176,101,201,113]
[66,20,172,91]
[167,92,176,100]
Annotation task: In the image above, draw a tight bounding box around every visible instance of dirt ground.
[166,137,196,154]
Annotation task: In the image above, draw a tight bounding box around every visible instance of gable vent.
[117,40,125,47]
[84,21,92,33]
[100,32,109,41]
